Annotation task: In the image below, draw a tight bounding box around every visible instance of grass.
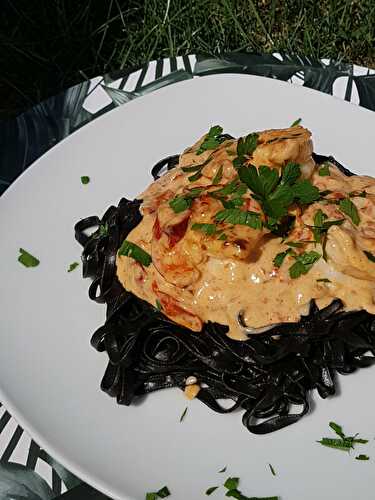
[1,0,374,118]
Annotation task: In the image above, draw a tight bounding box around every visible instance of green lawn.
[1,0,374,118]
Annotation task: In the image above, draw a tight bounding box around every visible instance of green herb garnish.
[364,251,375,263]
[179,406,188,422]
[215,208,262,230]
[273,248,294,268]
[268,464,276,476]
[191,223,217,236]
[239,163,319,222]
[206,486,218,495]
[188,170,203,182]
[18,248,40,268]
[291,118,302,127]
[146,486,171,500]
[169,188,203,213]
[81,176,90,184]
[318,421,368,452]
[224,478,239,491]
[155,299,162,311]
[224,477,278,500]
[118,240,152,267]
[289,250,321,279]
[318,164,330,176]
[285,241,303,248]
[233,133,258,170]
[67,262,79,272]
[356,455,370,461]
[197,125,224,154]
[339,198,360,225]
[212,165,223,185]
[311,209,344,244]
[317,278,331,283]
[218,466,227,473]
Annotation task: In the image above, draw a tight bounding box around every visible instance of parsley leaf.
[169,196,191,213]
[329,421,346,439]
[212,165,223,185]
[118,240,152,266]
[67,262,79,272]
[339,198,360,225]
[364,250,375,263]
[192,223,217,235]
[289,251,321,279]
[156,486,171,498]
[293,180,320,204]
[169,188,203,213]
[317,278,331,283]
[99,223,109,237]
[224,478,240,491]
[318,422,368,453]
[155,299,162,311]
[179,407,188,422]
[356,455,370,461]
[188,170,203,182]
[233,133,258,170]
[263,184,294,218]
[206,486,219,495]
[218,233,228,240]
[197,125,224,154]
[319,164,330,176]
[145,488,171,500]
[239,165,279,199]
[215,209,262,230]
[18,248,40,268]
[291,118,302,127]
[273,248,293,267]
[81,176,90,184]
[281,162,301,186]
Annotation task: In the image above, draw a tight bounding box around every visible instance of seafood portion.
[116,126,375,339]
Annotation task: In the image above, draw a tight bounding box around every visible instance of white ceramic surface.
[1,74,375,500]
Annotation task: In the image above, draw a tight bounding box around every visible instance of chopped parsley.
[317,278,331,283]
[356,455,370,461]
[285,241,303,248]
[364,250,375,263]
[218,233,228,240]
[212,165,223,185]
[206,486,219,495]
[155,299,162,311]
[223,476,278,500]
[80,176,90,184]
[268,464,276,476]
[18,248,40,268]
[233,133,259,170]
[339,198,360,225]
[188,170,203,182]
[239,163,319,222]
[311,209,344,244]
[146,486,171,500]
[291,118,302,127]
[318,164,330,176]
[179,406,188,422]
[67,262,79,272]
[224,478,239,491]
[215,208,262,230]
[191,223,217,236]
[317,421,368,452]
[289,250,321,279]
[273,248,294,268]
[197,125,225,154]
[118,240,152,267]
[169,188,203,213]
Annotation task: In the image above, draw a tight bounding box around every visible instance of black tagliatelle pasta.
[75,152,375,434]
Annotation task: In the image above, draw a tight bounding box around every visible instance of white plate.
[1,74,375,500]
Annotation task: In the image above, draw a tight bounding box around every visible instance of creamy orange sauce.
[116,126,375,340]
